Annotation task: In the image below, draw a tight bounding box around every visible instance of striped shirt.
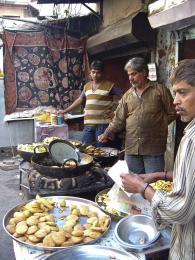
[151,118,195,260]
[83,80,115,125]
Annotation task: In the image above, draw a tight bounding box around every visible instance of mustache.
[175,107,185,112]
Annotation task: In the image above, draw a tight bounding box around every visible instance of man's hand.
[139,173,160,184]
[121,173,145,194]
[98,133,108,143]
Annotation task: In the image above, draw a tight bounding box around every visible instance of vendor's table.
[34,121,69,142]
[13,220,171,260]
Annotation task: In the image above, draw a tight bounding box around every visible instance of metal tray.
[44,245,139,260]
[3,196,111,252]
[95,188,128,220]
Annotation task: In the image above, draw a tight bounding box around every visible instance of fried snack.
[28,234,41,243]
[87,211,97,218]
[59,200,66,207]
[64,219,76,227]
[83,236,94,243]
[43,234,56,247]
[63,225,73,234]
[35,194,54,210]
[74,224,85,231]
[27,225,38,235]
[51,231,66,246]
[62,239,75,247]
[70,236,83,244]
[8,218,17,226]
[13,212,26,222]
[151,180,173,192]
[6,224,16,234]
[71,230,84,237]
[71,208,80,216]
[26,216,39,226]
[17,236,26,242]
[66,215,79,222]
[80,205,89,216]
[34,229,48,239]
[83,229,101,239]
[69,204,77,211]
[16,222,28,235]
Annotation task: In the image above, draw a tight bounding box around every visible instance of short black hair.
[171,59,195,87]
[90,60,104,71]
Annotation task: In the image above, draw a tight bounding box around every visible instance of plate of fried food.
[150,180,173,193]
[3,195,111,251]
[95,189,128,220]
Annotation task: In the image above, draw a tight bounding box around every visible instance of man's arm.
[60,91,85,114]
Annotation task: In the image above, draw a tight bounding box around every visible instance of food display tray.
[3,196,111,252]
[44,245,139,260]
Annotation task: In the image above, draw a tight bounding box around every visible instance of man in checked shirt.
[121,59,195,260]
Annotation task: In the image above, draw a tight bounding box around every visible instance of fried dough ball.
[23,210,31,218]
[43,234,56,247]
[6,224,16,234]
[83,236,94,243]
[71,230,84,237]
[80,205,89,216]
[83,229,101,239]
[13,212,26,222]
[28,234,41,243]
[16,222,28,235]
[64,219,76,227]
[26,216,39,226]
[62,239,75,247]
[8,218,17,226]
[63,225,73,234]
[69,204,77,211]
[66,215,78,222]
[70,236,84,244]
[87,211,97,218]
[74,224,85,231]
[17,236,26,242]
[71,208,80,216]
[51,231,66,246]
[59,200,66,207]
[27,225,38,235]
[34,229,48,239]
[87,217,98,225]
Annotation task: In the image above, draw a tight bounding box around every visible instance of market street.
[0,158,24,260]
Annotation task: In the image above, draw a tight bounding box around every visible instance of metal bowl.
[114,214,160,251]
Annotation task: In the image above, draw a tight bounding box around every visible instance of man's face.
[90,69,103,83]
[173,80,195,122]
[127,68,147,89]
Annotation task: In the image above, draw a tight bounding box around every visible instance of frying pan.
[80,146,120,166]
[31,152,93,179]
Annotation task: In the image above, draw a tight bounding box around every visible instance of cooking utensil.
[3,196,111,252]
[44,245,138,260]
[115,214,160,251]
[17,144,48,162]
[31,152,93,179]
[49,139,80,165]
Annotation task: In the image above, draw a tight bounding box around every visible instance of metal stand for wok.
[19,161,114,201]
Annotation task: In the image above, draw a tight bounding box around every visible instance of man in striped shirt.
[121,59,195,260]
[61,60,123,146]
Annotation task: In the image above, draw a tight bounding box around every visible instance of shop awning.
[86,12,155,56]
[148,0,195,30]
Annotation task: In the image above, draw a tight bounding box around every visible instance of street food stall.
[3,137,172,260]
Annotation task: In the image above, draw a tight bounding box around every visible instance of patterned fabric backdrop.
[3,30,89,114]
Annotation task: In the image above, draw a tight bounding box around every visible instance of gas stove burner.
[19,161,114,199]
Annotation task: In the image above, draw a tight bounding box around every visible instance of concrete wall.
[102,0,142,28]
[0,4,28,18]
[155,29,177,170]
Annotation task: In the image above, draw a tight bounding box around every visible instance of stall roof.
[148,0,195,30]
[87,12,155,56]
[37,0,100,3]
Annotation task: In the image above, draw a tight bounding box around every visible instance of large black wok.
[17,145,48,162]
[31,152,93,179]
[80,146,120,167]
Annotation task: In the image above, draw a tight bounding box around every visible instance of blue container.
[57,114,63,125]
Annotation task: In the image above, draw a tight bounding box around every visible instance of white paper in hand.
[107,160,132,196]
